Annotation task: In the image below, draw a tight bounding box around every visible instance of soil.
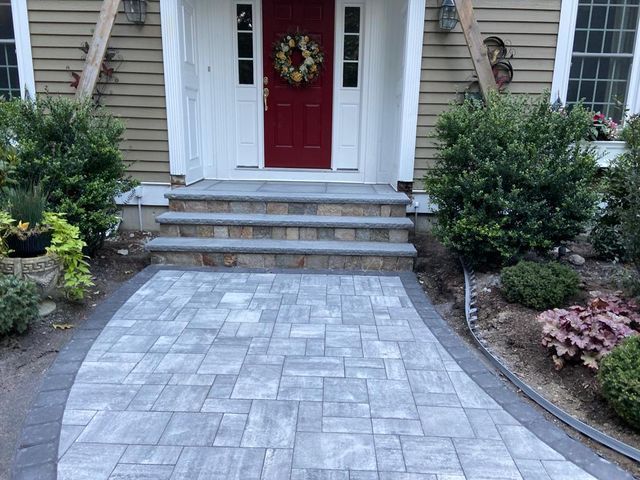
[0,232,152,480]
[413,232,640,479]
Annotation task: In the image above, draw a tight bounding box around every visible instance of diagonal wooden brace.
[455,0,497,101]
[75,0,122,99]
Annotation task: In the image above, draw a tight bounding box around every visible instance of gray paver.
[53,270,614,480]
[77,411,172,444]
[242,400,298,448]
[159,412,222,446]
[170,446,265,479]
[293,432,377,470]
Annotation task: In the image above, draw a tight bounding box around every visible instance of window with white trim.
[0,0,20,98]
[566,0,640,122]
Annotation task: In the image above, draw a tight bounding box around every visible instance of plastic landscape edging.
[459,257,640,464]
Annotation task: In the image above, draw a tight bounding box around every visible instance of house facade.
[3,0,640,229]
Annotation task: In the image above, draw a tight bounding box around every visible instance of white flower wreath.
[273,33,324,86]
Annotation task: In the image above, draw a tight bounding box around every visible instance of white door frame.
[160,0,425,186]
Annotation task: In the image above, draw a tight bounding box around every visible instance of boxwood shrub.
[0,275,39,336]
[598,336,640,431]
[501,261,580,310]
[424,92,599,268]
[0,96,137,255]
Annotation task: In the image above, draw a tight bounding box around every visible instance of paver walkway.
[39,270,625,479]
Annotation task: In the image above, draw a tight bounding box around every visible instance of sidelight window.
[236,3,254,85]
[342,6,361,88]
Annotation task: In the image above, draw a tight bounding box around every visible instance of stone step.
[167,189,410,217]
[156,212,414,243]
[145,237,417,271]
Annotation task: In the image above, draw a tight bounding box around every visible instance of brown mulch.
[0,232,152,479]
[413,232,640,478]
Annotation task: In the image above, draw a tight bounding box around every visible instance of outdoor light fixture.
[123,0,147,25]
[439,0,458,31]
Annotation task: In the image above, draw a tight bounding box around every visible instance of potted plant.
[0,186,93,300]
[3,185,51,257]
[588,112,627,167]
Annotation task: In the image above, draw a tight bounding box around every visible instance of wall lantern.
[123,0,147,25]
[439,0,458,31]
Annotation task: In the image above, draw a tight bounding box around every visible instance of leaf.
[52,323,74,330]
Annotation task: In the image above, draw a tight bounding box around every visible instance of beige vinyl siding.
[415,0,561,185]
[27,0,169,183]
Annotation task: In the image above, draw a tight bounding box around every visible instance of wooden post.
[75,0,122,99]
[455,0,497,101]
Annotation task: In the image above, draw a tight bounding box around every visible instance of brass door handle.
[263,87,270,111]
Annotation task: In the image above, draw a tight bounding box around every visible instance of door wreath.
[273,33,324,86]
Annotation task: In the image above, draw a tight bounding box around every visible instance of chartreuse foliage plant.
[0,275,39,336]
[0,96,137,254]
[43,212,93,301]
[501,261,579,310]
[539,294,640,370]
[598,336,640,431]
[424,92,599,268]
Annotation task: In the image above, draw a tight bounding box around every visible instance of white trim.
[627,15,640,115]
[396,0,426,183]
[160,0,187,178]
[10,0,35,99]
[115,183,171,207]
[551,0,578,105]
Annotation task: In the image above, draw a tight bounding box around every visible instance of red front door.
[263,0,334,169]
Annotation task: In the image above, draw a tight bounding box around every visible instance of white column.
[160,0,186,178]
[397,0,426,184]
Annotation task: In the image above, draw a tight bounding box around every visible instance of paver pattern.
[57,271,599,479]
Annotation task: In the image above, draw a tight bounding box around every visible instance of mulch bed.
[0,232,152,479]
[413,232,640,478]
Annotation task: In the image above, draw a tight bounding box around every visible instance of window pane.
[238,59,253,85]
[569,0,638,122]
[344,7,360,34]
[0,3,14,40]
[343,62,358,88]
[344,35,359,61]
[237,4,253,31]
[238,32,253,58]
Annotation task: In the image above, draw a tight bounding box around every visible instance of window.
[566,0,640,121]
[342,6,361,88]
[236,4,254,85]
[0,0,20,98]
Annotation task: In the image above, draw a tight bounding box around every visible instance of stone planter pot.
[0,254,62,298]
[590,140,627,167]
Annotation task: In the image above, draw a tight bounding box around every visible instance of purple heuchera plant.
[538,293,640,370]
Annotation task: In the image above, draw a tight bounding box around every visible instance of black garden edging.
[11,265,634,480]
[458,258,640,467]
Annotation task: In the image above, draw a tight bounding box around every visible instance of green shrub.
[424,92,599,268]
[598,335,640,430]
[502,261,580,310]
[0,275,39,335]
[0,96,137,254]
[592,115,640,264]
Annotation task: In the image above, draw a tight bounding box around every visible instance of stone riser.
[159,224,410,243]
[150,251,415,271]
[169,200,407,217]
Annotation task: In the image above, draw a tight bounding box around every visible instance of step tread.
[156,212,414,229]
[146,237,417,257]
[166,189,411,205]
